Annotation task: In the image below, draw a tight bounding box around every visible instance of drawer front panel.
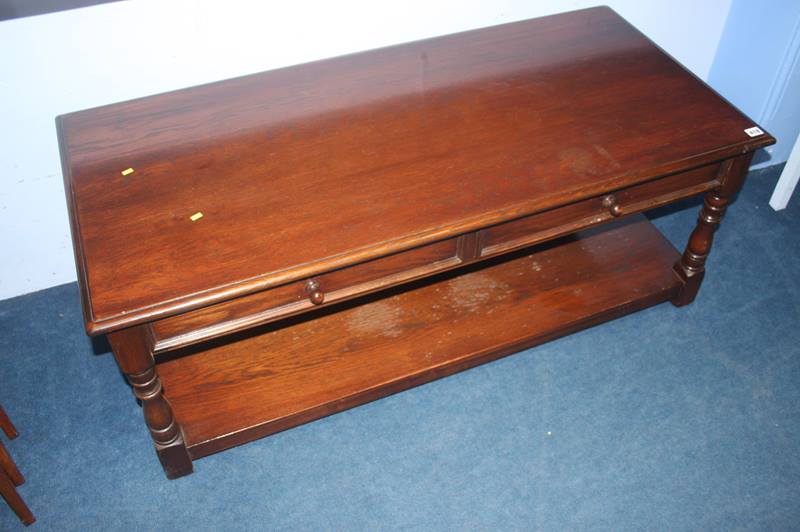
[480,162,721,257]
[154,161,722,353]
[152,237,461,351]
[316,238,460,296]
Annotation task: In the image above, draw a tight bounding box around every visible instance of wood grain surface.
[57,6,774,334]
[149,159,724,353]
[156,216,681,457]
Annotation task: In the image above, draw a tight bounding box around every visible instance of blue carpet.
[1,165,798,530]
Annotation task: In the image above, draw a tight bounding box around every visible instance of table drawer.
[153,161,721,353]
[479,162,722,257]
[151,236,461,352]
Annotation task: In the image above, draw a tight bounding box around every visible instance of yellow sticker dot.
[121,167,134,176]
[189,212,204,222]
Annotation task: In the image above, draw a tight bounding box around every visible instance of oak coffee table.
[57,7,774,478]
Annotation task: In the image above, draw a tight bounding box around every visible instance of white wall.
[0,0,733,301]
[708,0,800,169]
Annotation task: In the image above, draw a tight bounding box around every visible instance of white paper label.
[744,126,764,137]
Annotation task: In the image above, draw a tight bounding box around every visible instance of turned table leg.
[108,326,193,479]
[672,153,754,306]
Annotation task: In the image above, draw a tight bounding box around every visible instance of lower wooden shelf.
[157,216,682,459]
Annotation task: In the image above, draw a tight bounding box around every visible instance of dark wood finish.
[57,6,773,335]
[151,236,461,353]
[57,7,774,478]
[150,159,723,355]
[107,327,193,479]
[0,408,34,525]
[672,153,754,306]
[158,217,681,457]
[478,161,722,257]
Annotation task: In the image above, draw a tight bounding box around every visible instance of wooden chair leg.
[0,440,23,487]
[0,406,18,440]
[0,467,34,526]
[0,406,34,525]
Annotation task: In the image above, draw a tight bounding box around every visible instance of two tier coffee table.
[57,7,774,478]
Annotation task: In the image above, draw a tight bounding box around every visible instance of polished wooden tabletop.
[58,6,772,333]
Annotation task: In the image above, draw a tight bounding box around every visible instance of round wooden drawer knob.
[305,280,325,305]
[602,194,623,217]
